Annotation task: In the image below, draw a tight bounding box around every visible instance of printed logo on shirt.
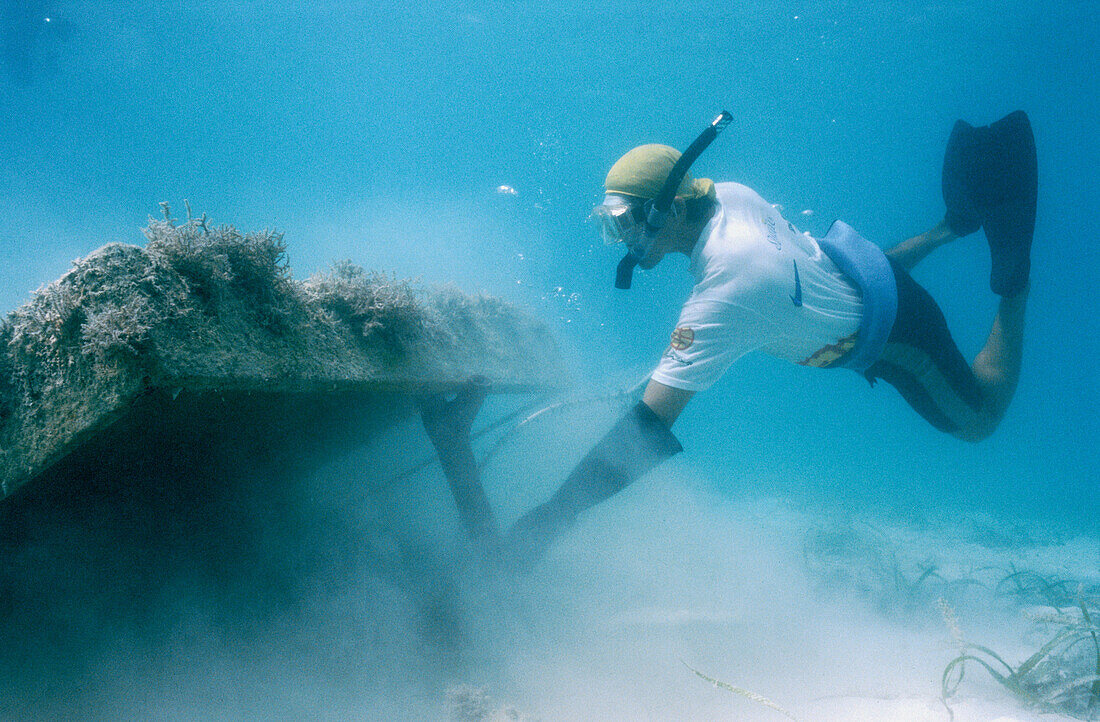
[764,217,781,250]
[790,260,803,307]
[670,326,695,350]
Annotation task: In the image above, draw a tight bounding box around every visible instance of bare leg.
[885,219,957,271]
[880,219,1029,442]
[959,287,1028,442]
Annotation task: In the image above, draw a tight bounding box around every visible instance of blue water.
[2,1,1095,528]
[2,2,1099,718]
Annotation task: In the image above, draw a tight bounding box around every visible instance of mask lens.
[592,201,643,245]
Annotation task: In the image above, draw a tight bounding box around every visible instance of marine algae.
[0,206,562,499]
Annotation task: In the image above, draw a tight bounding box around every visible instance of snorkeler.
[425,111,1037,566]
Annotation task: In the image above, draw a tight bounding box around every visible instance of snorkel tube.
[615,110,733,289]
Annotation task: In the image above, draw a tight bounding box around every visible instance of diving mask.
[591,194,646,247]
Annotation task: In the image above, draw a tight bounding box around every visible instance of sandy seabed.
[443,468,1098,722]
[2,422,1094,722]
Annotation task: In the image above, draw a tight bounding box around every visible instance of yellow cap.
[604,144,716,202]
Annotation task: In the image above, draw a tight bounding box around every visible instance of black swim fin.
[942,110,1037,296]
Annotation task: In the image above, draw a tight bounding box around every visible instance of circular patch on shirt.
[670,326,695,350]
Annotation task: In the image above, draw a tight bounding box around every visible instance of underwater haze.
[1,1,1098,720]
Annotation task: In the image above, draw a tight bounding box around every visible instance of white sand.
[447,459,1098,722]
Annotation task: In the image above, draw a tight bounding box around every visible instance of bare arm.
[642,378,695,428]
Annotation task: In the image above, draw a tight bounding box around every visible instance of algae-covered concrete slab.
[0,211,564,501]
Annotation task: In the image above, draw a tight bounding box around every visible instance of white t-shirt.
[651,183,864,392]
